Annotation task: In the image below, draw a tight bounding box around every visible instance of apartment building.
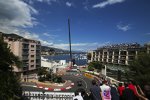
[1,32,41,78]
[89,43,149,65]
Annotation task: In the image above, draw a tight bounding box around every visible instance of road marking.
[77,77,88,89]
[45,87,49,90]
[71,83,74,86]
[54,89,61,91]
[66,86,72,90]
[39,86,43,88]
[33,86,37,88]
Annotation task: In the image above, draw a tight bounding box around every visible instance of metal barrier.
[23,91,75,100]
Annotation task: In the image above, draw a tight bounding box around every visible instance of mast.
[68,18,72,66]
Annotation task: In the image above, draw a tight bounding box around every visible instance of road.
[22,71,92,93]
[62,72,92,93]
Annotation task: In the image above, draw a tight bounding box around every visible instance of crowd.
[73,79,150,100]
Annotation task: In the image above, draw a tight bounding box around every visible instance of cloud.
[43,33,50,37]
[0,0,54,47]
[93,0,125,8]
[43,32,58,39]
[36,0,57,5]
[66,2,72,7]
[117,23,131,31]
[52,42,110,51]
[18,31,54,46]
[0,0,38,28]
[83,0,89,10]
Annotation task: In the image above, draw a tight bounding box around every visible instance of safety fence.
[23,91,75,100]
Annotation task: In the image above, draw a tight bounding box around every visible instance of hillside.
[41,46,85,55]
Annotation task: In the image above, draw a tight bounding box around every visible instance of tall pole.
[68,18,72,67]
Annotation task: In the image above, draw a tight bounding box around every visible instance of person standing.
[73,90,84,100]
[122,82,136,100]
[100,80,111,100]
[90,80,103,100]
[118,82,125,100]
[110,84,119,100]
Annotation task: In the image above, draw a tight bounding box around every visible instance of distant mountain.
[41,46,86,55]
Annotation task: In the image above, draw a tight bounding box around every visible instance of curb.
[34,82,75,91]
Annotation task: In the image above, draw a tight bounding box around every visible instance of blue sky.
[0,0,150,51]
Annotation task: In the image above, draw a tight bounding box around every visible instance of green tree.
[88,61,103,71]
[126,52,150,86]
[0,36,22,100]
[87,53,91,60]
[38,67,48,81]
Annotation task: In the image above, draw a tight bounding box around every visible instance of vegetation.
[88,61,104,72]
[126,52,150,86]
[0,36,22,100]
[38,67,63,83]
[87,53,91,60]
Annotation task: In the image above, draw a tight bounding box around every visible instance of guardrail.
[23,91,75,100]
[84,70,123,85]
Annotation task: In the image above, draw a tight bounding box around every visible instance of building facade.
[1,32,41,78]
[89,43,150,66]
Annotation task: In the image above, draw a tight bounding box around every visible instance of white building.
[41,57,68,74]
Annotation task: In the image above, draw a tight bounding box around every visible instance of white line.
[66,86,72,90]
[54,89,61,91]
[33,86,37,88]
[71,83,74,85]
[39,86,43,88]
[77,77,88,89]
[44,87,49,90]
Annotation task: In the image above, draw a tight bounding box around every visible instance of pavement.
[21,79,74,92]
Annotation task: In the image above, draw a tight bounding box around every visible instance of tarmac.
[21,79,74,92]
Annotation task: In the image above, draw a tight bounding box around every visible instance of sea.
[43,54,87,66]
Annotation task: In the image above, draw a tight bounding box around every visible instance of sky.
[0,0,150,51]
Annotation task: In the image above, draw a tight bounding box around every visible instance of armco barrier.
[84,73,93,79]
[85,70,123,85]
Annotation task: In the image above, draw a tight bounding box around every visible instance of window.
[31,55,34,57]
[31,45,34,47]
[30,65,34,67]
[31,60,34,62]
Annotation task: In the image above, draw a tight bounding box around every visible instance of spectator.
[144,84,150,100]
[73,89,83,100]
[76,88,89,100]
[118,82,125,100]
[122,82,136,100]
[100,80,111,100]
[128,81,148,100]
[90,80,103,100]
[110,84,119,100]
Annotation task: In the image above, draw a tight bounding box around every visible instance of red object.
[118,86,125,96]
[48,88,53,91]
[61,88,65,91]
[128,84,137,96]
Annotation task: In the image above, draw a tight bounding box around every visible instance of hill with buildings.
[41,46,86,55]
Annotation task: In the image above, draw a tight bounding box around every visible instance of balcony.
[22,52,29,55]
[128,51,136,55]
[119,60,126,65]
[22,56,28,60]
[120,56,126,60]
